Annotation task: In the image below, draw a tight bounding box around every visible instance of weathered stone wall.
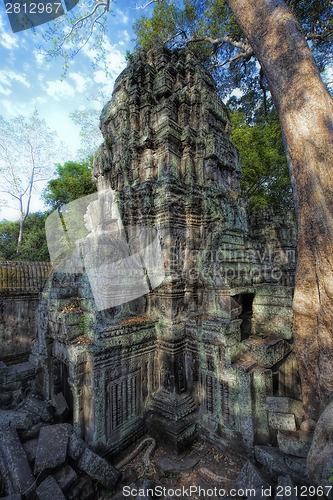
[0,261,51,363]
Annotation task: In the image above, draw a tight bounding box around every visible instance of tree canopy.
[43,159,97,210]
[229,109,293,211]
[134,0,333,103]
[0,212,50,261]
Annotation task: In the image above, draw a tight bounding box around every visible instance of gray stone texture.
[0,426,35,497]
[234,460,273,499]
[277,430,312,458]
[35,475,66,500]
[77,447,120,489]
[34,423,70,474]
[255,445,307,483]
[274,475,298,500]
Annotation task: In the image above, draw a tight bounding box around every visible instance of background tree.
[229,109,293,211]
[0,110,65,252]
[43,159,97,210]
[0,212,50,261]
[70,109,103,160]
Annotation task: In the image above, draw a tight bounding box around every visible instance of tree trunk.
[227,0,333,419]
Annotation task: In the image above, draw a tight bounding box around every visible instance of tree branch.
[62,1,109,44]
[135,0,156,9]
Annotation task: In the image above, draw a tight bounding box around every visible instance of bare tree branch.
[135,0,157,9]
[62,1,109,45]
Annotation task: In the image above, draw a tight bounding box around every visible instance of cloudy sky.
[0,0,150,218]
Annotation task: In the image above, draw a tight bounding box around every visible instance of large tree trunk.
[227,0,333,419]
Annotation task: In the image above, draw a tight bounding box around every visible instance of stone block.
[53,464,77,491]
[0,410,34,429]
[67,476,94,500]
[266,397,304,420]
[22,438,38,464]
[19,395,54,423]
[77,447,120,489]
[275,475,298,500]
[234,460,273,499]
[34,424,70,474]
[268,412,296,431]
[277,430,312,458]
[0,426,35,497]
[255,445,307,483]
[36,476,66,500]
[244,336,291,368]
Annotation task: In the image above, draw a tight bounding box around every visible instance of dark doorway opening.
[233,293,254,341]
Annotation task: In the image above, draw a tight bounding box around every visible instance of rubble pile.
[0,393,120,499]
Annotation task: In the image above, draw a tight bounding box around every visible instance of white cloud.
[69,72,90,93]
[33,50,46,66]
[0,32,19,50]
[0,84,11,96]
[0,14,19,50]
[116,9,129,24]
[0,70,31,95]
[45,79,76,101]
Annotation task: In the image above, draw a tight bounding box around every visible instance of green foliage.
[0,213,50,261]
[229,110,293,211]
[44,159,97,210]
[134,0,333,99]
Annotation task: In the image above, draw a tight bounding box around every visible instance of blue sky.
[0,0,150,218]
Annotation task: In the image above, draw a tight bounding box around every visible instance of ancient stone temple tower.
[32,48,298,456]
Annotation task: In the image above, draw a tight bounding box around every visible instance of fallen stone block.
[255,445,307,484]
[67,475,94,500]
[277,430,312,458]
[34,424,70,474]
[78,447,120,489]
[266,398,304,422]
[0,410,35,429]
[53,464,77,491]
[19,395,54,423]
[0,426,35,497]
[22,438,38,464]
[36,476,66,500]
[275,475,298,500]
[234,460,273,499]
[268,412,296,431]
[19,422,43,441]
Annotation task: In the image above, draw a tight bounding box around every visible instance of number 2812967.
[6,2,62,14]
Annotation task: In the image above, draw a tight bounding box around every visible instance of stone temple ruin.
[1,48,318,497]
[33,47,298,452]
